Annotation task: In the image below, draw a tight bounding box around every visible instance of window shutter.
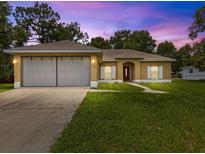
[159,66,163,79]
[111,66,116,79]
[100,66,105,79]
[147,66,151,79]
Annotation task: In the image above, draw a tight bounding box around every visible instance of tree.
[191,39,205,70]
[157,41,177,58]
[188,5,205,70]
[110,30,131,49]
[12,25,30,47]
[0,2,13,82]
[173,44,192,73]
[13,2,89,44]
[90,37,111,49]
[13,2,60,44]
[192,38,205,53]
[124,30,156,53]
[0,1,12,49]
[54,22,89,44]
[189,5,205,40]
[191,52,205,71]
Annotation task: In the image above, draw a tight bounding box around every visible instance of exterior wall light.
[13,59,17,64]
[92,59,95,64]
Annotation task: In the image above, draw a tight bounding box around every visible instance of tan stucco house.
[4,40,175,88]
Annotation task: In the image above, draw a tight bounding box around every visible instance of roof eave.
[4,49,102,54]
[115,57,144,60]
[141,59,176,62]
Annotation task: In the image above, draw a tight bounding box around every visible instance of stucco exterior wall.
[13,55,21,88]
[140,61,171,79]
[13,53,100,88]
[101,60,172,81]
[13,52,172,88]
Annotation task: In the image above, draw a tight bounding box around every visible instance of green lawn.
[0,83,13,93]
[51,80,205,152]
[98,83,143,91]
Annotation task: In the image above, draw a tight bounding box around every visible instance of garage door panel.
[23,57,56,87]
[57,57,90,86]
[23,56,90,87]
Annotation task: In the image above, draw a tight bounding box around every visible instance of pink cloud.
[147,21,200,48]
[47,2,204,48]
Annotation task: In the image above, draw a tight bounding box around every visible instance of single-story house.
[4,40,175,88]
[180,66,205,80]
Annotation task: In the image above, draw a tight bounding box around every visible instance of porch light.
[13,59,17,64]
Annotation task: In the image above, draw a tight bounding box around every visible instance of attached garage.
[22,56,90,87]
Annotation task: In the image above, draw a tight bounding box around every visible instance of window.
[100,66,116,80]
[189,68,193,73]
[151,66,159,80]
[147,66,163,80]
[104,66,112,79]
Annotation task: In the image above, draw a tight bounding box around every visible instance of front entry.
[123,66,130,81]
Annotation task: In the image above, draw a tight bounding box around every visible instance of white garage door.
[22,56,90,87]
[57,57,90,86]
[23,57,57,86]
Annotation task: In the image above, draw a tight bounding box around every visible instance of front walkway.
[127,82,167,94]
[90,83,167,94]
[0,87,88,152]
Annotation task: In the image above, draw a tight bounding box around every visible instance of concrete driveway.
[0,87,88,152]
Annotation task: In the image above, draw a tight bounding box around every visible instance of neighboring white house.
[181,66,205,80]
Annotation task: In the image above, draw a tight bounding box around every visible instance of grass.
[51,80,205,152]
[0,83,13,93]
[98,83,143,91]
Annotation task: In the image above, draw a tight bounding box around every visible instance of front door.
[123,66,130,81]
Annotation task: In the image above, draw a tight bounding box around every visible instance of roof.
[4,40,175,62]
[4,40,100,53]
[102,49,175,62]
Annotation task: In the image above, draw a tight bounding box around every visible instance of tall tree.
[13,2,60,44]
[0,1,12,49]
[124,30,156,53]
[157,41,177,58]
[13,2,88,44]
[0,1,13,82]
[191,39,205,70]
[12,25,30,47]
[173,44,192,73]
[189,5,205,40]
[192,38,205,53]
[90,36,111,49]
[54,22,89,44]
[110,30,131,49]
[188,5,205,70]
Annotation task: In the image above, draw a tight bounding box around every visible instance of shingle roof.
[102,49,175,61]
[4,40,175,62]
[4,40,100,52]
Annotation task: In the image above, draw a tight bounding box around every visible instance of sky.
[9,1,205,48]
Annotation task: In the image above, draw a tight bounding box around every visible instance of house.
[180,66,205,80]
[4,40,175,88]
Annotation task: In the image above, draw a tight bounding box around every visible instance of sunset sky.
[9,1,205,48]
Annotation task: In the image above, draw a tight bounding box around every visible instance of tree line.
[0,1,205,82]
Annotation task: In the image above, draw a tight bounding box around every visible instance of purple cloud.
[9,1,205,48]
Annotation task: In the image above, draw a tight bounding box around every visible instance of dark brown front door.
[123,66,130,81]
